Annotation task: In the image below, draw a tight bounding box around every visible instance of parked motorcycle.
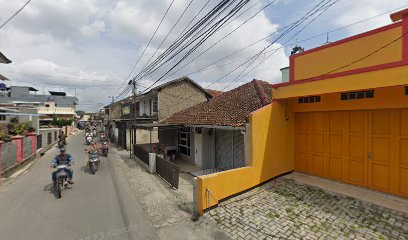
[54,165,71,198]
[88,151,100,174]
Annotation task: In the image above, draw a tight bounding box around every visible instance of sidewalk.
[109,146,230,240]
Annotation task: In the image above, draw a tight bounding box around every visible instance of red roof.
[163,80,272,127]
[205,89,223,97]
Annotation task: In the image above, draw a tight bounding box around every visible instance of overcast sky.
[0,0,406,111]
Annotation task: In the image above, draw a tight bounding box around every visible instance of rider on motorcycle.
[85,130,93,143]
[86,141,101,154]
[58,132,67,146]
[51,148,74,186]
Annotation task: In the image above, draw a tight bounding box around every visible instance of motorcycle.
[54,165,71,199]
[85,135,93,145]
[57,140,65,149]
[101,141,109,157]
[88,151,100,174]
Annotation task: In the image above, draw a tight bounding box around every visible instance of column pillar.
[11,135,24,163]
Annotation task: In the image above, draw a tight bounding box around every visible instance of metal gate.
[156,155,179,189]
[37,134,42,149]
[133,144,149,166]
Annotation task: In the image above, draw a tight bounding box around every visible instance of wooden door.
[368,109,394,193]
[327,111,344,180]
[396,109,408,197]
[309,112,326,177]
[295,113,309,173]
[346,111,368,187]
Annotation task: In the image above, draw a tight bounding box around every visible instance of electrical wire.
[221,0,341,91]
[180,3,408,79]
[133,0,242,82]
[0,0,33,30]
[113,0,176,97]
[138,0,252,93]
[164,0,279,80]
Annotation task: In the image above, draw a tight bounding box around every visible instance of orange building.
[271,8,408,199]
[196,9,408,214]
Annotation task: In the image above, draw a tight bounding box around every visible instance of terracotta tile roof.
[162,80,272,127]
[205,89,223,97]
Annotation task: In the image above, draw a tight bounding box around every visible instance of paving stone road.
[206,178,408,240]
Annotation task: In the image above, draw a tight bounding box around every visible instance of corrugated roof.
[162,80,272,127]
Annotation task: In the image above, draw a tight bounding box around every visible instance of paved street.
[206,178,408,240]
[0,131,157,240]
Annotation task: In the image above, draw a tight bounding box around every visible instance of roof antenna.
[324,32,331,45]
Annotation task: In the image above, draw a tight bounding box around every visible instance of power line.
[164,0,279,80]
[137,0,196,79]
[138,0,252,93]
[132,0,240,82]
[204,0,334,90]
[180,3,408,80]
[0,0,33,30]
[221,0,341,91]
[113,0,176,97]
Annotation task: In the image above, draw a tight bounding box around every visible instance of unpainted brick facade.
[158,81,208,121]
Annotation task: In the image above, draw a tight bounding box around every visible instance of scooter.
[101,141,109,157]
[54,165,71,199]
[85,135,93,145]
[88,151,100,174]
[57,140,66,149]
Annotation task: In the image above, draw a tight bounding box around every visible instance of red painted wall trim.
[272,60,406,88]
[391,9,408,22]
[293,21,402,58]
[403,17,408,64]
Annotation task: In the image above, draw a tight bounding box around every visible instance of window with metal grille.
[0,115,5,121]
[298,96,320,104]
[341,90,374,100]
[178,127,190,156]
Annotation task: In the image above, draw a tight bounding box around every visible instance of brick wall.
[1,141,17,171]
[158,81,208,121]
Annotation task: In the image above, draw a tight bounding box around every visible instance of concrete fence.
[0,133,37,176]
[0,126,76,176]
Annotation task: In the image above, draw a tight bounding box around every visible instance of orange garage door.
[295,109,408,198]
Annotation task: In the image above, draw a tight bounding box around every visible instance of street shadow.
[44,182,72,199]
[120,155,138,169]
[80,165,94,175]
[177,201,193,215]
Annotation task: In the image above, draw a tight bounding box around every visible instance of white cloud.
[80,20,106,37]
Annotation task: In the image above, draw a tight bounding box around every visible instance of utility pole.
[128,79,137,158]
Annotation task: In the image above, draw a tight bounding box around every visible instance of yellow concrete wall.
[274,65,408,99]
[294,25,402,81]
[197,102,294,214]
